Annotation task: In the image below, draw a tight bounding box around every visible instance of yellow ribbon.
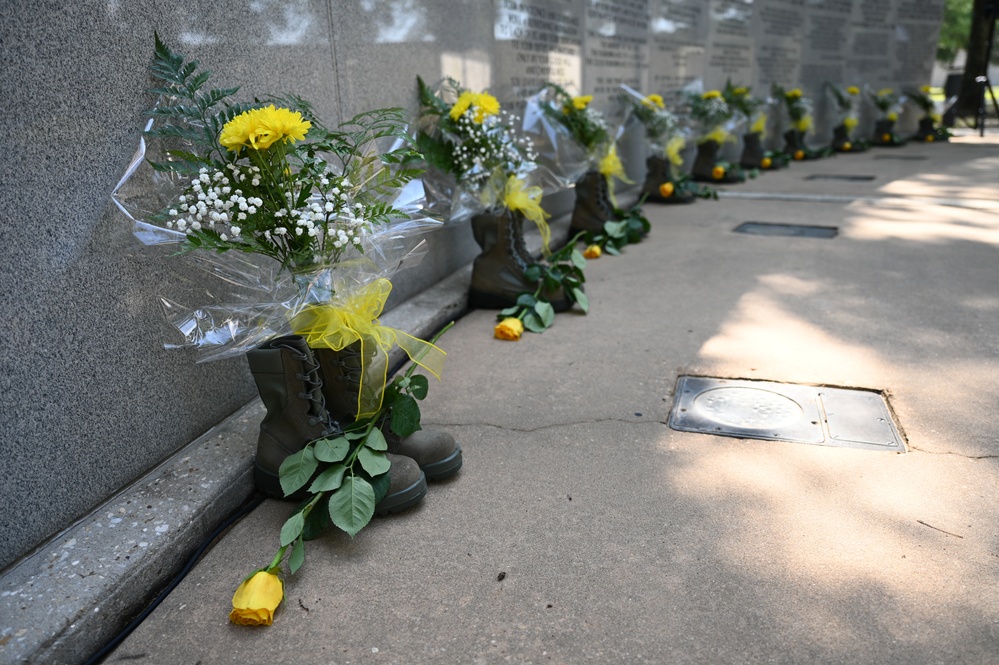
[751,113,767,135]
[666,136,686,167]
[502,175,551,254]
[700,127,734,144]
[598,144,633,208]
[793,114,813,133]
[290,278,446,419]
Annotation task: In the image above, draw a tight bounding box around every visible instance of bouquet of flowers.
[686,88,747,183]
[416,77,588,331]
[905,85,950,142]
[824,83,868,152]
[115,36,453,625]
[621,85,714,203]
[772,84,830,160]
[723,81,787,171]
[528,83,649,253]
[869,87,905,146]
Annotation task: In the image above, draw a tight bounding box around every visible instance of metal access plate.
[669,376,906,452]
[804,174,876,181]
[734,222,838,238]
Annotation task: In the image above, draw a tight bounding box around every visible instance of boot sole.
[421,446,463,481]
[468,288,572,313]
[255,463,428,516]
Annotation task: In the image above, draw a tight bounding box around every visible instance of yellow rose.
[712,165,726,180]
[494,317,524,341]
[658,182,675,198]
[642,93,665,109]
[842,141,852,151]
[572,95,593,110]
[926,135,935,142]
[882,133,892,142]
[702,90,721,100]
[847,86,860,95]
[230,570,284,626]
[583,244,602,259]
[793,150,805,161]
[761,157,772,169]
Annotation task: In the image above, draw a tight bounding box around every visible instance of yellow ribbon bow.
[701,127,733,145]
[751,112,768,135]
[502,175,551,254]
[794,114,813,133]
[598,144,634,208]
[665,136,686,167]
[290,278,446,419]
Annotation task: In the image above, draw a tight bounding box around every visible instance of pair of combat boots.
[247,335,462,515]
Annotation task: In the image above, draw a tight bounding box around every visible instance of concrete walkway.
[110,136,999,664]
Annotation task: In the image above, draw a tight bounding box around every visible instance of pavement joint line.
[428,418,670,433]
[718,191,999,211]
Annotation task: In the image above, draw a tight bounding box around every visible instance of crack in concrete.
[906,444,999,460]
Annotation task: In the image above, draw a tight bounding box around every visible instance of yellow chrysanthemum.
[733,87,749,96]
[887,112,898,122]
[702,90,721,100]
[642,94,665,109]
[794,115,813,133]
[572,95,593,110]
[843,116,858,131]
[786,88,803,100]
[219,106,311,153]
[877,88,893,97]
[449,92,475,121]
[472,92,500,123]
[847,86,860,95]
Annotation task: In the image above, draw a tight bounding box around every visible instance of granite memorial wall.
[0,0,944,569]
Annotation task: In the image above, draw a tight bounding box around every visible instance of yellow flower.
[761,157,772,169]
[931,112,942,124]
[230,570,284,626]
[843,116,858,131]
[921,85,932,94]
[786,89,802,99]
[642,94,665,109]
[658,182,675,198]
[583,244,602,259]
[847,86,860,95]
[712,165,726,180]
[926,135,935,142]
[733,87,749,96]
[702,90,721,100]
[842,141,852,151]
[220,106,311,153]
[572,95,593,110]
[793,150,805,161]
[877,88,893,97]
[472,92,500,123]
[494,317,524,341]
[794,115,813,133]
[882,133,892,142]
[887,112,898,122]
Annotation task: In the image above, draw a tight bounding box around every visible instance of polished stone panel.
[582,0,651,103]
[752,0,804,91]
[649,0,710,95]
[704,0,756,90]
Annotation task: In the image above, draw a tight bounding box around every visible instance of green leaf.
[369,470,391,504]
[534,301,556,327]
[516,293,537,308]
[280,511,305,547]
[604,220,628,238]
[408,374,429,400]
[302,498,331,541]
[390,394,422,437]
[309,463,347,492]
[328,476,376,538]
[359,448,391,476]
[365,428,388,451]
[278,447,317,497]
[572,288,590,313]
[605,244,621,256]
[289,537,305,574]
[522,311,547,333]
[343,430,368,440]
[523,265,543,283]
[498,305,521,317]
[314,437,350,463]
[571,249,587,271]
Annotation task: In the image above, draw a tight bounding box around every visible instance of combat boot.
[570,170,616,235]
[247,335,426,513]
[312,343,463,481]
[642,155,694,204]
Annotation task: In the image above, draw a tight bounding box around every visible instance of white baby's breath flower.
[230,226,241,236]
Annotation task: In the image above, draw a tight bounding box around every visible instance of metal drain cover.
[804,174,876,181]
[669,376,905,452]
[734,222,838,238]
